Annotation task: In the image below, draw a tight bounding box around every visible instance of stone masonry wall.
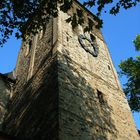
[33,18,54,74]
[58,53,139,139]
[14,18,56,96]
[3,18,59,140]
[2,1,139,140]
[3,54,59,140]
[0,77,11,130]
[57,1,139,140]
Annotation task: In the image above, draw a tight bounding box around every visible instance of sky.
[0,1,140,130]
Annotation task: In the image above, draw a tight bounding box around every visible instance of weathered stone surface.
[1,1,139,140]
[0,73,14,130]
[3,55,59,140]
[57,1,139,139]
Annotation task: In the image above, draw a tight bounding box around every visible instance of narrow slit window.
[88,18,94,30]
[97,90,104,104]
[67,36,69,42]
[108,65,111,70]
[90,34,96,42]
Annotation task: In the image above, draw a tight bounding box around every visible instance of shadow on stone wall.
[2,57,59,140]
[1,52,118,140]
[58,53,118,140]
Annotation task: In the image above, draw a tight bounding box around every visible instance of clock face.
[78,34,99,57]
[82,38,94,52]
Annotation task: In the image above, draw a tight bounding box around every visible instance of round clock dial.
[78,34,99,57]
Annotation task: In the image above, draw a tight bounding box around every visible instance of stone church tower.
[1,0,139,140]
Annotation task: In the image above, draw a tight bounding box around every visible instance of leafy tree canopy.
[0,0,140,46]
[119,36,140,112]
[133,35,140,51]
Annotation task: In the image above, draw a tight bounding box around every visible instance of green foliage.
[60,0,72,12]
[84,0,139,16]
[0,0,140,46]
[119,36,140,112]
[133,35,140,51]
[0,0,58,46]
